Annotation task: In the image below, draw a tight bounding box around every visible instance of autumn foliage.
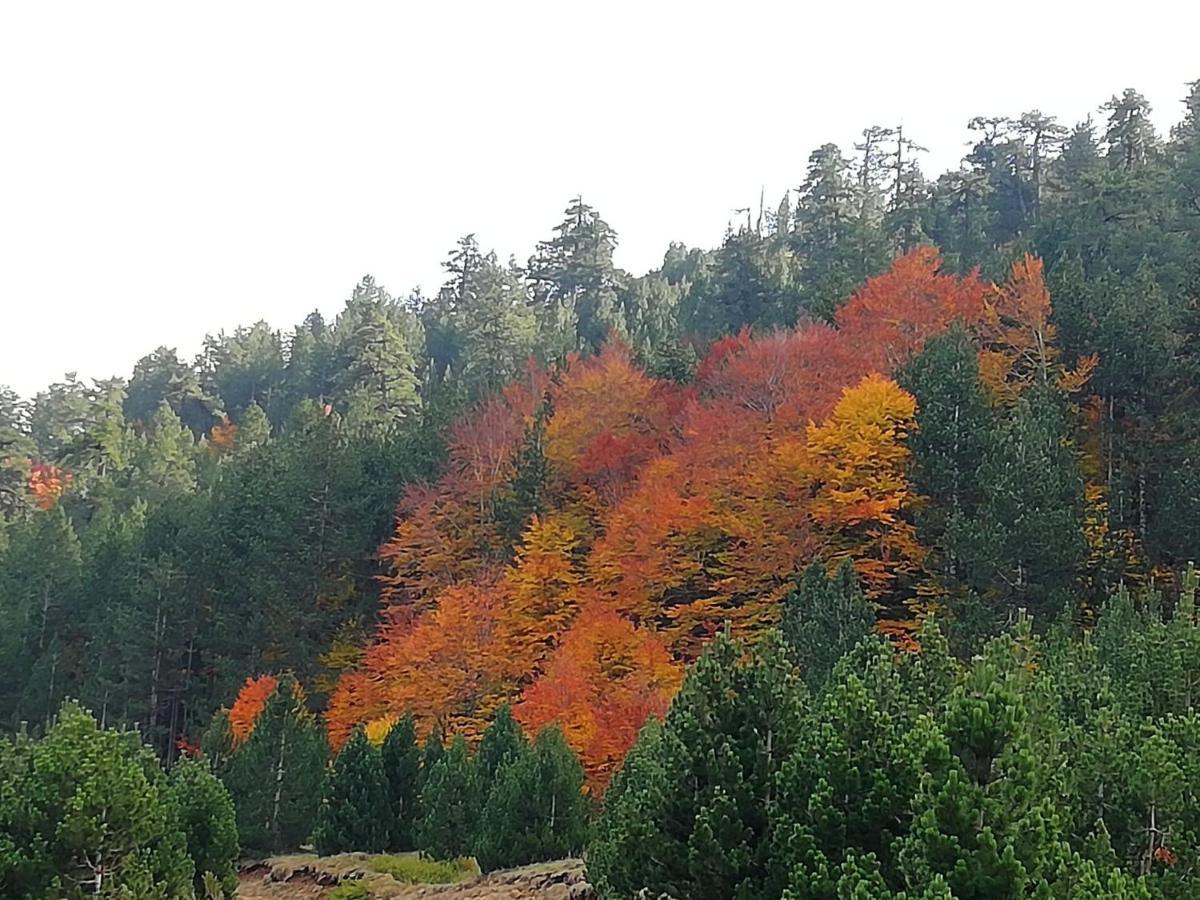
[228,674,278,746]
[326,248,1062,786]
[28,463,70,510]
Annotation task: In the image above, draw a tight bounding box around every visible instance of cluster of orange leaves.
[209,416,238,451]
[29,463,71,511]
[324,248,1064,788]
[228,674,279,746]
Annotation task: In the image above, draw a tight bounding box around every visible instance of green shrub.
[328,880,372,900]
[369,853,476,884]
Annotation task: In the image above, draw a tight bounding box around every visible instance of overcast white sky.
[2,1,1198,398]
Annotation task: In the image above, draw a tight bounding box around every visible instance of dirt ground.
[236,854,591,900]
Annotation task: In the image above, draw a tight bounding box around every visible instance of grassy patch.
[328,883,372,900]
[367,854,476,884]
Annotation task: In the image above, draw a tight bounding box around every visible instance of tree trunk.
[272,724,289,850]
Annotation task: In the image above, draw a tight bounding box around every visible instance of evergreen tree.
[474,725,589,872]
[0,702,194,899]
[1102,89,1160,172]
[221,675,327,853]
[589,631,808,900]
[0,505,82,727]
[898,326,993,592]
[168,756,240,897]
[792,143,884,318]
[0,386,33,516]
[198,321,287,422]
[781,560,875,690]
[333,275,422,432]
[235,401,272,450]
[681,223,800,339]
[125,346,221,435]
[420,721,446,788]
[424,236,537,396]
[380,713,421,851]
[493,396,551,547]
[133,402,199,505]
[201,709,235,775]
[283,310,336,415]
[415,735,479,860]
[967,386,1085,617]
[620,273,685,373]
[898,619,1068,897]
[528,198,627,353]
[476,703,527,792]
[314,727,390,855]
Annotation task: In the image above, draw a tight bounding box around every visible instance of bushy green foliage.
[368,853,476,883]
[781,559,875,690]
[592,590,1200,899]
[590,630,808,899]
[315,727,390,855]
[475,703,527,791]
[168,757,240,897]
[0,701,194,899]
[327,880,372,900]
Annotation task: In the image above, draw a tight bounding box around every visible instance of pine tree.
[0,701,194,899]
[898,326,993,589]
[198,321,288,422]
[681,224,800,339]
[1102,90,1159,171]
[124,345,222,434]
[221,675,327,853]
[133,401,198,505]
[168,757,240,897]
[781,560,875,690]
[969,385,1085,617]
[424,236,538,396]
[792,143,883,319]
[0,505,82,726]
[415,735,480,860]
[236,402,271,450]
[0,386,33,517]
[476,703,527,794]
[474,726,589,872]
[201,709,235,774]
[420,722,446,791]
[380,713,421,851]
[589,631,808,900]
[333,275,422,432]
[493,397,551,547]
[528,198,627,353]
[775,638,927,897]
[314,727,390,854]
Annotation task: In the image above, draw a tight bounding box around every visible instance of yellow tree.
[499,514,584,682]
[976,254,1095,404]
[803,373,927,628]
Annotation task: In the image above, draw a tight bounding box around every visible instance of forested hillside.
[2,80,1200,794]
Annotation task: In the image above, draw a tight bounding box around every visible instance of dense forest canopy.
[1,81,1200,800]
